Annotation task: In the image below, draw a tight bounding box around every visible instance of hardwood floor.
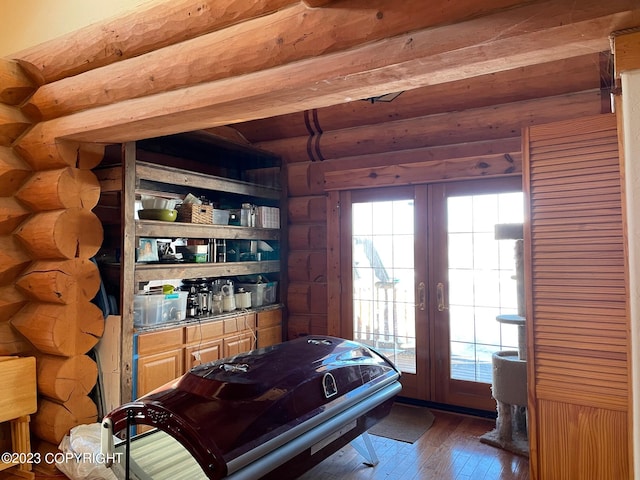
[0,410,528,480]
[298,409,529,480]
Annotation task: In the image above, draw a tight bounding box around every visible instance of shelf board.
[136,220,280,240]
[136,161,280,200]
[134,260,280,283]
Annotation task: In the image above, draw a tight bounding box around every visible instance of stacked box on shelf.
[256,206,280,229]
[177,204,213,224]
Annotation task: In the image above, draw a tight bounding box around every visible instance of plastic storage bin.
[235,282,277,307]
[212,209,230,225]
[134,291,188,327]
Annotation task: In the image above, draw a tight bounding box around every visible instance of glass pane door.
[447,191,524,383]
[352,198,416,374]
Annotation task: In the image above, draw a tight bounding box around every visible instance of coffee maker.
[182,278,212,317]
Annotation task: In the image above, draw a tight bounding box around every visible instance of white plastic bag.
[57,423,118,480]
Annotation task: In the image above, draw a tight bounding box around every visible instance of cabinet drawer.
[137,328,183,355]
[257,308,282,328]
[224,313,256,335]
[185,321,224,345]
[185,339,223,369]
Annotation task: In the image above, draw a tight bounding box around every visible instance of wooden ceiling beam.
[235,54,605,143]
[254,90,604,163]
[15,1,638,147]
[613,29,640,75]
[21,0,528,121]
[11,0,299,84]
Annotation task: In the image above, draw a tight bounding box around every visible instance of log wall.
[0,57,104,460]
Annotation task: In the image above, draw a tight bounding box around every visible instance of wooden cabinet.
[184,319,225,369]
[136,350,183,397]
[257,308,283,348]
[135,309,279,398]
[135,328,184,398]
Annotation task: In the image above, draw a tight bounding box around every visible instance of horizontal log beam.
[258,90,604,163]
[0,59,36,105]
[13,138,105,171]
[22,0,526,121]
[12,0,298,84]
[16,168,101,211]
[0,104,31,147]
[16,0,638,146]
[323,153,521,191]
[16,259,100,304]
[236,54,604,143]
[286,137,522,196]
[0,147,32,196]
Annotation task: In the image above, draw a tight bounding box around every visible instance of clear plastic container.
[234,282,277,307]
[134,292,188,326]
[212,209,230,225]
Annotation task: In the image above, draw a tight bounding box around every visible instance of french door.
[342,177,523,410]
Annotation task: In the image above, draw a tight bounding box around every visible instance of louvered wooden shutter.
[524,114,629,479]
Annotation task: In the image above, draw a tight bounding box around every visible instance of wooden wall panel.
[525,114,629,479]
[537,399,628,480]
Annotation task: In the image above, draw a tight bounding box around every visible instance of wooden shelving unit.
[118,138,284,403]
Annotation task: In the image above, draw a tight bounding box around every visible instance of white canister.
[235,290,252,309]
[222,294,236,312]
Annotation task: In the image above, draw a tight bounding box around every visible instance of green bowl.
[138,208,178,222]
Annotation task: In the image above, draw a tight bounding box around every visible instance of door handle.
[418,282,425,311]
[437,282,448,312]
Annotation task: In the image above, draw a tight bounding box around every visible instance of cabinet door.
[223,332,255,357]
[258,325,282,348]
[136,349,184,398]
[224,313,256,335]
[185,339,223,370]
[257,308,282,348]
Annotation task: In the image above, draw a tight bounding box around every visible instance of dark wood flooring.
[298,409,530,480]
